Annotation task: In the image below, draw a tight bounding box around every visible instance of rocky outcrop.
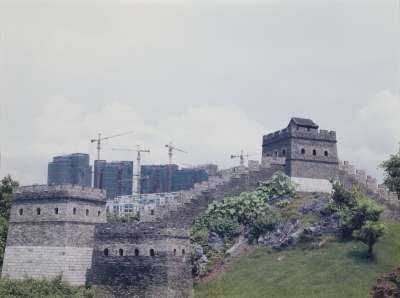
[258,219,301,249]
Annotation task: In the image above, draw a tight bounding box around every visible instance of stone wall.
[2,185,106,286]
[90,222,192,298]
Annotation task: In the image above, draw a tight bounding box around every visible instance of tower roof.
[289,118,319,129]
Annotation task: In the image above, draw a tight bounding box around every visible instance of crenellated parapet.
[14,184,106,202]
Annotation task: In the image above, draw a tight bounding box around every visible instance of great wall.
[1,118,399,298]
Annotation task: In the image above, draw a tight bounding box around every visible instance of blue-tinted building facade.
[140,165,208,194]
[94,160,133,199]
[48,153,92,187]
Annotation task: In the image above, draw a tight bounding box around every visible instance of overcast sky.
[0,0,399,185]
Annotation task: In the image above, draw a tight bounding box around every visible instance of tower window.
[97,210,101,217]
[324,150,329,157]
[182,249,185,256]
[119,249,124,256]
[86,209,89,216]
[301,148,306,155]
[282,149,286,156]
[313,149,317,156]
[104,248,109,256]
[54,208,59,215]
[150,210,154,216]
[36,208,41,215]
[150,249,155,257]
[173,249,177,256]
[73,208,77,215]
[19,208,23,216]
[135,248,139,256]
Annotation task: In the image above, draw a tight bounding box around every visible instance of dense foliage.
[0,175,19,266]
[381,150,400,199]
[0,276,95,298]
[192,172,295,243]
[330,183,385,255]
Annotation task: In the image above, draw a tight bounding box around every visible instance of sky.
[0,0,399,185]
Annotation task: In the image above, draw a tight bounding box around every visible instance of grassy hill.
[194,221,400,298]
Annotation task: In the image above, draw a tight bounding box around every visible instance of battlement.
[14,184,106,202]
[263,128,336,144]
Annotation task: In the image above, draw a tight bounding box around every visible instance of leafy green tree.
[381,150,400,199]
[0,175,19,266]
[331,182,357,209]
[340,199,384,239]
[256,172,296,203]
[353,221,385,255]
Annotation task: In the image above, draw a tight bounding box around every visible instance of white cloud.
[3,97,265,184]
[339,91,400,181]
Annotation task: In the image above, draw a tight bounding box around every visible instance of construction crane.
[112,145,150,194]
[165,142,187,192]
[230,150,259,166]
[90,131,134,161]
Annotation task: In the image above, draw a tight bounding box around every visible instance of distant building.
[48,153,92,187]
[94,160,133,199]
[141,165,209,194]
[196,164,218,176]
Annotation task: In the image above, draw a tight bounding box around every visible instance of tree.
[0,175,19,266]
[381,150,400,199]
[353,221,385,255]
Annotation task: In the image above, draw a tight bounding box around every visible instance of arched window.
[313,149,317,156]
[19,208,23,216]
[173,249,177,256]
[182,249,185,256]
[86,209,89,216]
[150,249,155,257]
[103,248,109,256]
[36,208,41,215]
[134,248,139,256]
[282,149,286,156]
[119,249,124,256]
[73,208,77,215]
[324,150,329,157]
[54,208,59,215]
[274,151,278,157]
[97,210,101,217]
[150,210,154,216]
[301,148,306,155]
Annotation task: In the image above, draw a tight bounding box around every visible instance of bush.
[207,216,241,240]
[353,221,385,255]
[0,276,95,298]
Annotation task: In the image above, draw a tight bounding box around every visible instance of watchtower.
[262,118,339,180]
[1,185,106,286]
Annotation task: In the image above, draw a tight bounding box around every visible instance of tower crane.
[112,145,150,194]
[165,142,187,192]
[90,131,134,161]
[230,150,259,166]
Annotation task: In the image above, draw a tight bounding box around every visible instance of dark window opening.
[134,248,139,256]
[313,149,317,156]
[301,148,306,155]
[150,249,155,257]
[97,210,101,217]
[282,149,286,156]
[86,209,89,216]
[19,208,23,216]
[104,248,109,256]
[182,249,185,256]
[73,208,77,215]
[173,249,177,256]
[119,249,124,256]
[150,210,154,216]
[324,151,329,157]
[36,208,41,215]
[54,208,59,215]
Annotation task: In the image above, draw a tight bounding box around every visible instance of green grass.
[194,222,400,298]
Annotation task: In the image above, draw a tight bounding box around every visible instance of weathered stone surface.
[258,219,301,249]
[208,232,224,252]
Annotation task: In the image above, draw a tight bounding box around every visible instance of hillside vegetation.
[194,221,400,298]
